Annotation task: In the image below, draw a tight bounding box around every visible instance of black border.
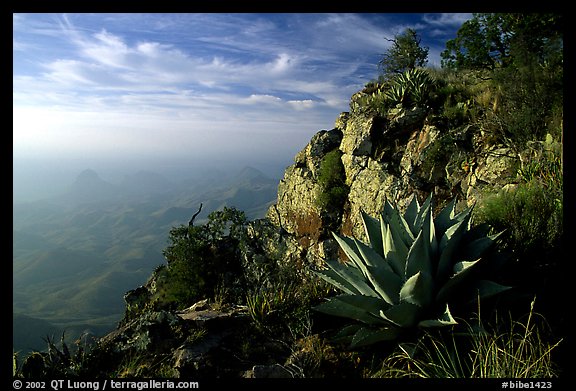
[9,1,572,388]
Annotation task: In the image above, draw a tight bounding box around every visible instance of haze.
[13,13,471,203]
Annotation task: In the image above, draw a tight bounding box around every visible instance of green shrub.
[155,207,247,310]
[475,133,562,256]
[14,332,96,378]
[475,180,562,256]
[316,149,349,215]
[352,89,391,117]
[518,134,563,191]
[246,263,332,341]
[492,61,563,145]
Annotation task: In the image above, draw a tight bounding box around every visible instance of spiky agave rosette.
[313,194,510,347]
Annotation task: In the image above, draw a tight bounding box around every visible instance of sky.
[13,13,472,198]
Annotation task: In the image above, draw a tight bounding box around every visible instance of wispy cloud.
[423,13,473,27]
[13,13,471,165]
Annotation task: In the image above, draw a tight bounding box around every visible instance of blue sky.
[13,13,472,180]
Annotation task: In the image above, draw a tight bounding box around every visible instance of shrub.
[14,332,97,378]
[351,89,391,117]
[491,61,563,145]
[155,207,247,310]
[316,149,349,216]
[246,257,333,341]
[474,179,563,293]
[475,133,562,258]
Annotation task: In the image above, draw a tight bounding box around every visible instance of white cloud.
[287,100,315,110]
[14,13,470,166]
[423,13,472,27]
[17,23,355,119]
[43,59,100,85]
[244,94,283,105]
[270,53,297,74]
[312,13,395,53]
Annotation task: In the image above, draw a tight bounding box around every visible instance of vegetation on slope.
[14,13,564,379]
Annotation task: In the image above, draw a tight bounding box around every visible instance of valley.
[13,166,278,353]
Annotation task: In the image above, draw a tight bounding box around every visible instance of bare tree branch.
[188,203,203,227]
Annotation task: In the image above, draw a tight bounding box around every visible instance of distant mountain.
[13,165,279,354]
[235,166,276,186]
[66,169,118,204]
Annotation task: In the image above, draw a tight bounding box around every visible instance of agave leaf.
[351,326,401,347]
[399,271,434,308]
[403,194,420,235]
[434,197,457,238]
[453,259,481,274]
[382,221,407,276]
[453,203,474,228]
[406,205,438,278]
[365,264,402,305]
[353,239,394,273]
[332,232,365,269]
[463,222,493,242]
[413,193,433,233]
[314,297,387,326]
[456,231,504,263]
[385,213,412,263]
[324,259,379,298]
[399,342,418,359]
[313,268,358,296]
[355,240,402,304]
[336,293,392,315]
[332,324,363,344]
[334,323,362,338]
[384,199,415,248]
[436,210,473,281]
[405,228,433,279]
[436,258,481,304]
[439,206,472,249]
[463,280,512,304]
[379,302,421,328]
[421,203,438,261]
[380,215,390,258]
[334,235,392,299]
[361,211,384,257]
[418,304,458,327]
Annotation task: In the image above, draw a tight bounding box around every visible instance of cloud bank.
[13,13,471,165]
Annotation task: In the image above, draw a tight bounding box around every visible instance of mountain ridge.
[13,165,278,354]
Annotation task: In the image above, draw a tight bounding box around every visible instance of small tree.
[441,13,562,71]
[158,206,247,308]
[379,28,429,79]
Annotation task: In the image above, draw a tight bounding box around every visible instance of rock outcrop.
[267,92,520,264]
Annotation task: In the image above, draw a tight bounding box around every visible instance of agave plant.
[313,194,510,347]
[385,84,407,107]
[385,68,437,108]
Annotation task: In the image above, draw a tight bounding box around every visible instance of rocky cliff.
[266,89,519,265]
